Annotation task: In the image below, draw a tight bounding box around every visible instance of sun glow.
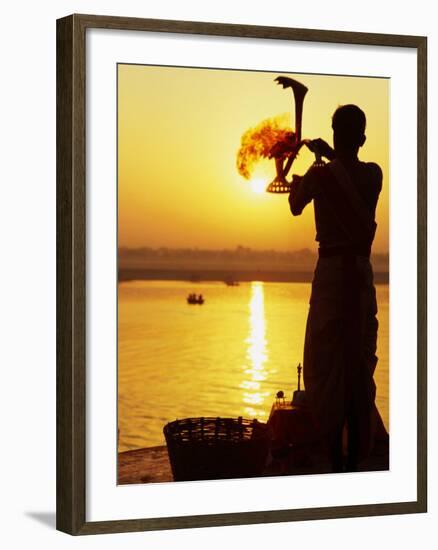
[250,178,267,195]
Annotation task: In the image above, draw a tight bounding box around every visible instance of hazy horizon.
[118,245,389,281]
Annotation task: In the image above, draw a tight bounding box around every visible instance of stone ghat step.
[118,446,172,484]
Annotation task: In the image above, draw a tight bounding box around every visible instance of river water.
[118,280,389,451]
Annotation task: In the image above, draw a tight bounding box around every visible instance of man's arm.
[288,169,316,216]
[366,162,383,216]
[307,138,335,162]
[367,162,383,194]
[288,138,332,216]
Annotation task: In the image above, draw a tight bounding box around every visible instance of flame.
[236,114,292,180]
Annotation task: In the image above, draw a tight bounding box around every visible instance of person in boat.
[289,104,385,472]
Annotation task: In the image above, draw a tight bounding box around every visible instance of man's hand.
[307,138,335,161]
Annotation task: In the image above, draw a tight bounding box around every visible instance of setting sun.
[250,178,267,194]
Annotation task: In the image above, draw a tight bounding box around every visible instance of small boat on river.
[187,294,205,305]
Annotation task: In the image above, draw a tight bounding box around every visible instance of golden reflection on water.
[241,282,270,419]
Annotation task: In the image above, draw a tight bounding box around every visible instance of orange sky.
[118,65,389,253]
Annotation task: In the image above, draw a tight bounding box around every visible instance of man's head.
[332,104,366,157]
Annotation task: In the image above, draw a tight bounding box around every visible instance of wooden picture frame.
[56,13,427,535]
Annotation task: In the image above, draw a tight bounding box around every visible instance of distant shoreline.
[118,268,389,284]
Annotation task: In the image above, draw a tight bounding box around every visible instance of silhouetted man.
[289,105,384,472]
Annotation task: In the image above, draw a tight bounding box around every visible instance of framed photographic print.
[56,14,427,535]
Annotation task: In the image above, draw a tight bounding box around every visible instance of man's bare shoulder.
[361,161,383,191]
[365,161,383,178]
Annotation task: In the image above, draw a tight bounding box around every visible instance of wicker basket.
[163,416,271,482]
